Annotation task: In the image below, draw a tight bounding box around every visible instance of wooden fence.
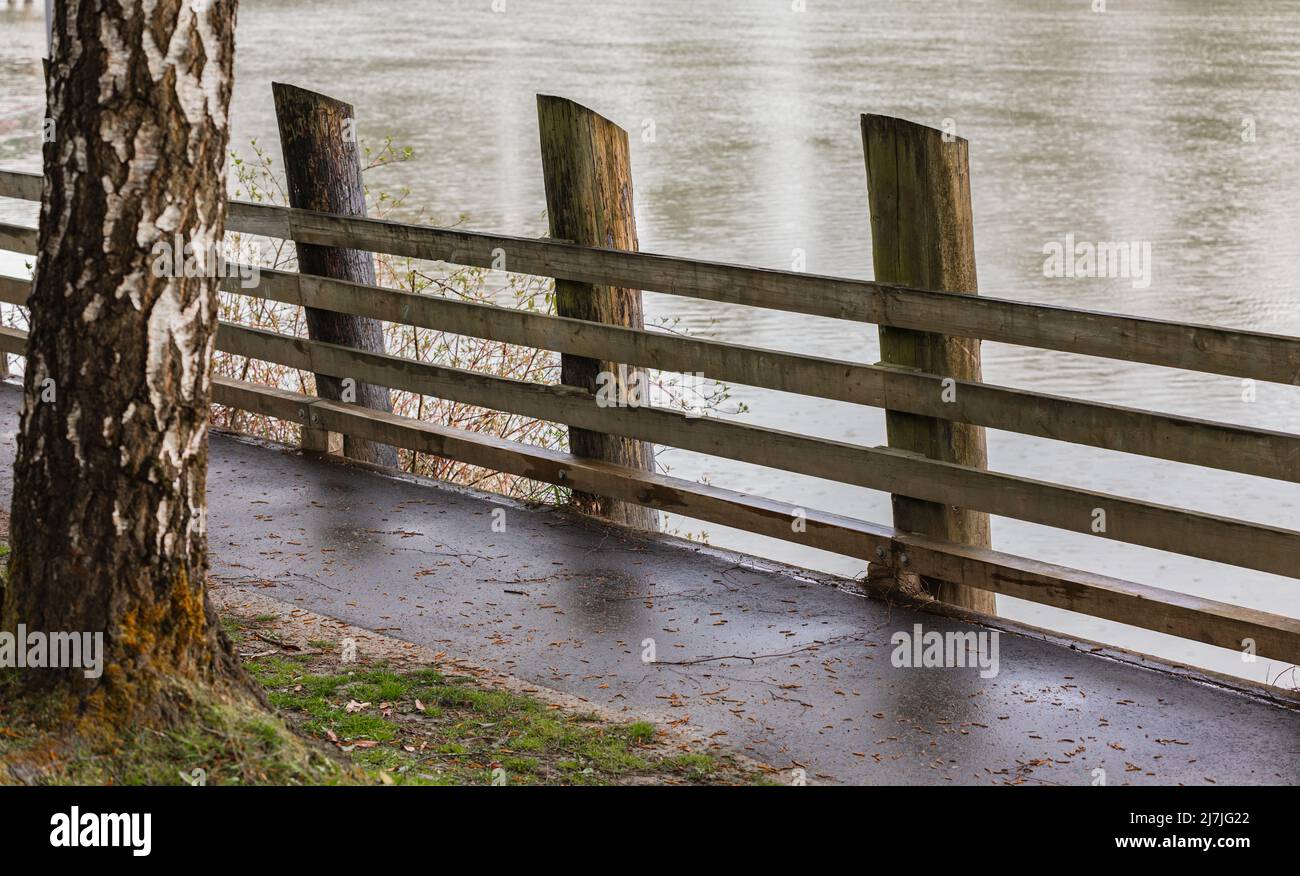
[1,95,1298,667]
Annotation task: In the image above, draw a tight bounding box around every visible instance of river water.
[2,0,1299,685]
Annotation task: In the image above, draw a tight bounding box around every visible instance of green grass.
[0,631,761,785]
[220,615,250,643]
[246,651,758,786]
[0,666,354,786]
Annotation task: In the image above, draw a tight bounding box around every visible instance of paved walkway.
[0,382,1295,784]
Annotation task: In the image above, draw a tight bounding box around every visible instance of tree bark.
[273,82,398,468]
[2,0,244,712]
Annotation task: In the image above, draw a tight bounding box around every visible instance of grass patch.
[0,668,356,786]
[236,614,764,786]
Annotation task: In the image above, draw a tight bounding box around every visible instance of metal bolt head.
[899,553,910,566]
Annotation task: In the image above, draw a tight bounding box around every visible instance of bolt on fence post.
[860,114,995,614]
[536,94,659,531]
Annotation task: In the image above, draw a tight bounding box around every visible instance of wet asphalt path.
[0,382,1295,784]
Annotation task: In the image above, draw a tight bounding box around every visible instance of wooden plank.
[0,169,41,202]
[6,164,1299,382]
[0,222,38,256]
[537,94,657,528]
[7,267,1298,483]
[213,321,1300,578]
[209,374,1300,664]
[219,268,1300,483]
[269,208,1300,384]
[0,274,31,306]
[894,529,1300,664]
[0,325,27,355]
[877,366,1300,483]
[863,113,992,611]
[226,200,291,239]
[212,377,312,423]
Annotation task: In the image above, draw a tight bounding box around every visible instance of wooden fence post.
[273,82,397,467]
[860,114,995,614]
[536,95,658,530]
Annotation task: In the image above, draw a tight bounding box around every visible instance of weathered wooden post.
[273,82,397,466]
[536,95,658,530]
[860,114,995,614]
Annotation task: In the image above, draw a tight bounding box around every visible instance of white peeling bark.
[3,0,243,704]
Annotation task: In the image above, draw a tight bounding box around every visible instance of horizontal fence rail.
[2,161,1299,667]
[223,268,1300,482]
[1,270,1296,577]
[1,259,1297,485]
[2,317,1294,663]
[206,371,1293,665]
[210,323,1300,578]
[4,168,1300,383]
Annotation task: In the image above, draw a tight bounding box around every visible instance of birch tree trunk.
[2,0,244,715]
